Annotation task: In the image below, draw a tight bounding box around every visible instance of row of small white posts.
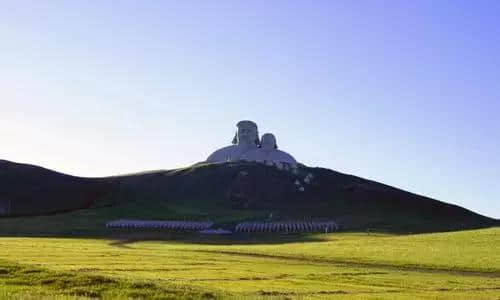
[106,219,213,231]
[235,220,338,233]
[105,219,339,233]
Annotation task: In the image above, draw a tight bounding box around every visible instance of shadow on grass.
[4,225,500,247]
[0,229,332,247]
[107,231,330,247]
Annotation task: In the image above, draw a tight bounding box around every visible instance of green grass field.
[0,228,498,299]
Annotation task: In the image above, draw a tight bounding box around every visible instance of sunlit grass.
[0,228,498,298]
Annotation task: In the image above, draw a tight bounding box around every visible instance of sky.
[1,1,499,218]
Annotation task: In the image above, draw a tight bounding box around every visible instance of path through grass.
[0,228,498,299]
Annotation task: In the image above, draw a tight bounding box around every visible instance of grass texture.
[0,227,498,299]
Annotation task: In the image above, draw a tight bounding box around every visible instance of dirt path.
[188,249,500,278]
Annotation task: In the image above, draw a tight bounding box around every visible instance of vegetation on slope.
[0,160,116,216]
[0,159,497,234]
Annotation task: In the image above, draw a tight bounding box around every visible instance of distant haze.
[1,1,499,218]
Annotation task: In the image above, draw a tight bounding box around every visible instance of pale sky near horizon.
[1,1,499,218]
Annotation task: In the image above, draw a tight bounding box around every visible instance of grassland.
[0,228,498,299]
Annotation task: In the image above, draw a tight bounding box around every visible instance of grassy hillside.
[0,160,116,216]
[0,159,497,234]
[0,228,498,299]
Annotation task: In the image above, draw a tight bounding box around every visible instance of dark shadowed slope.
[0,159,497,233]
[113,162,498,232]
[0,160,117,216]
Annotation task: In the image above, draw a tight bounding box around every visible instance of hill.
[0,160,116,216]
[0,159,497,234]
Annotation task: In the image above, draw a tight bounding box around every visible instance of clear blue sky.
[1,1,499,218]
